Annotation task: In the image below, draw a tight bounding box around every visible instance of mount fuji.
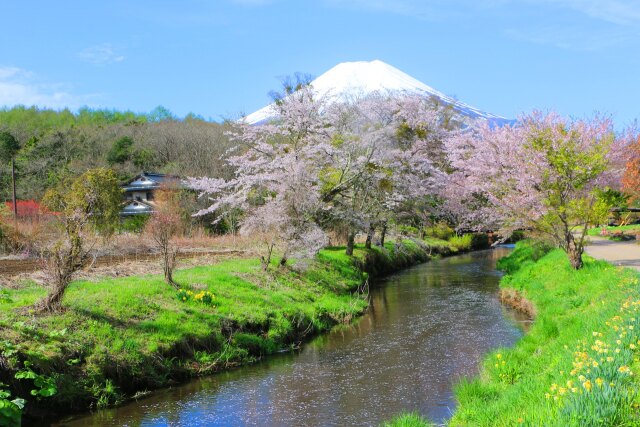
[243,60,513,126]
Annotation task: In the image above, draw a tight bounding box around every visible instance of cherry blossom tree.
[445,112,624,269]
[188,84,333,269]
[146,187,183,287]
[190,85,452,262]
[622,134,640,200]
[320,94,449,253]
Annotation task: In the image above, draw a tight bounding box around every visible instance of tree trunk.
[261,242,275,271]
[566,233,584,270]
[378,222,387,247]
[37,281,68,312]
[345,231,356,256]
[37,243,85,313]
[163,247,178,287]
[11,158,17,223]
[365,224,375,249]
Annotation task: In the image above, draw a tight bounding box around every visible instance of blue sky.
[1,0,639,126]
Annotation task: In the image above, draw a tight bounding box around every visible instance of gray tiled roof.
[122,172,182,192]
[121,200,154,216]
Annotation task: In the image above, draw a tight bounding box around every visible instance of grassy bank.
[587,224,640,237]
[385,240,640,426]
[452,241,640,426]
[0,238,450,423]
[384,412,434,427]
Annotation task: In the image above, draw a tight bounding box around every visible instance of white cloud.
[0,66,96,109]
[78,43,125,66]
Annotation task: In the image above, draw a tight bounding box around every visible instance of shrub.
[505,230,526,243]
[470,233,490,250]
[0,385,24,427]
[0,220,43,256]
[118,215,149,234]
[496,239,552,274]
[449,234,473,251]
[424,221,454,240]
[398,225,419,236]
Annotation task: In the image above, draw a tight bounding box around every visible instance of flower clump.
[543,294,640,423]
[177,288,216,306]
[492,352,520,384]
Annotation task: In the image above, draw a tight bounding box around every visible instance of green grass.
[423,232,488,254]
[448,234,473,252]
[0,239,446,420]
[382,412,433,427]
[450,240,640,426]
[587,224,640,236]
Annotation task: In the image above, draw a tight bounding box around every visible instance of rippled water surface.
[58,248,527,427]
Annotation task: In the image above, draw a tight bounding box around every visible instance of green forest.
[0,106,233,201]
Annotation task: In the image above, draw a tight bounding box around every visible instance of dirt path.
[585,236,640,271]
[0,249,247,279]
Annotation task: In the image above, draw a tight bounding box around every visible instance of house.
[121,172,182,216]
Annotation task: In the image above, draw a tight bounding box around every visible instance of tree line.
[0,105,234,202]
[190,85,633,271]
[1,83,637,313]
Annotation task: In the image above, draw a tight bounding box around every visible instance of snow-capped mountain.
[243,60,512,126]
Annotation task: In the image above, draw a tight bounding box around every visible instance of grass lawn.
[0,239,437,421]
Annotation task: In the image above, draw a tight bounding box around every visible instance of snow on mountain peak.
[243,60,510,125]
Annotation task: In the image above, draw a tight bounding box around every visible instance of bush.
[398,225,419,236]
[118,215,149,234]
[449,234,473,251]
[424,221,454,240]
[507,230,526,243]
[496,239,552,274]
[0,221,43,256]
[470,233,490,250]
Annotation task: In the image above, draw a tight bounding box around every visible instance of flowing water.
[58,248,528,427]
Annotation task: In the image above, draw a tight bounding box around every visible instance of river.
[58,248,528,427]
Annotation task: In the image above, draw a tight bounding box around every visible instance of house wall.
[125,191,153,202]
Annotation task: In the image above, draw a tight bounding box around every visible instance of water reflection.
[57,248,527,427]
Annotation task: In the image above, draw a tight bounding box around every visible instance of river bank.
[455,243,640,425]
[1,237,465,425]
[390,240,640,426]
[56,246,522,426]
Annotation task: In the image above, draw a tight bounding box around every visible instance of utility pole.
[11,158,17,223]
